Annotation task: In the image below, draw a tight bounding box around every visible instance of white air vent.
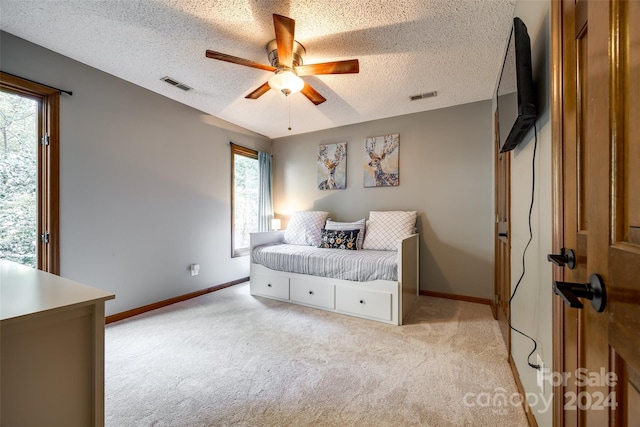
[161,76,192,91]
[410,91,437,101]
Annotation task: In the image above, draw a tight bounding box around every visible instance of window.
[231,144,259,257]
[0,72,59,273]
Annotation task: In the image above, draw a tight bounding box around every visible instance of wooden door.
[553,0,640,425]
[494,108,511,348]
[607,0,640,424]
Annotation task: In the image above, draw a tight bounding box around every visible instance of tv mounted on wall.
[496,17,536,153]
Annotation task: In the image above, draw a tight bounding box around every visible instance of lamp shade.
[271,218,282,230]
[268,70,304,95]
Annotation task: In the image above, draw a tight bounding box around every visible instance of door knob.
[553,274,606,312]
[547,248,576,269]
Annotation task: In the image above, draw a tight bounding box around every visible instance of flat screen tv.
[497,17,536,153]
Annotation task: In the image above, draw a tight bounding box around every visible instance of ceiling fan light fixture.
[206,14,354,105]
[269,69,304,95]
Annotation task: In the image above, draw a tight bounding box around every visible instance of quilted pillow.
[362,211,417,251]
[325,218,366,249]
[283,211,329,246]
[318,229,360,250]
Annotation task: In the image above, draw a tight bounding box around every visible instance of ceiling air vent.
[161,76,192,91]
[410,91,437,101]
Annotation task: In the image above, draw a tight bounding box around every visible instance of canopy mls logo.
[463,368,618,415]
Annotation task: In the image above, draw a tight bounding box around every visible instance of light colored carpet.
[105,282,528,426]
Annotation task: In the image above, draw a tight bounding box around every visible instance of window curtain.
[258,151,273,232]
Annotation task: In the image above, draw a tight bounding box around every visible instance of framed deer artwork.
[364,134,399,187]
[317,142,347,190]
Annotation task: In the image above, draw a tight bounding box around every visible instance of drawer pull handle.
[359,299,365,304]
[267,283,272,288]
[309,291,314,295]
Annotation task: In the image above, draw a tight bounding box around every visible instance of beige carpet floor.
[105,282,528,426]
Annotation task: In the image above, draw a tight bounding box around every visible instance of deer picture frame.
[317,142,347,190]
[364,134,399,187]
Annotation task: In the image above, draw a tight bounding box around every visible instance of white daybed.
[249,231,419,325]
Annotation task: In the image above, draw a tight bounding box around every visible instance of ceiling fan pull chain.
[288,94,292,131]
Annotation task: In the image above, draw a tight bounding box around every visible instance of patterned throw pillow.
[318,229,360,250]
[362,211,417,251]
[325,218,366,249]
[283,211,330,246]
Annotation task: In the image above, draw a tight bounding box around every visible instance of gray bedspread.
[251,244,398,282]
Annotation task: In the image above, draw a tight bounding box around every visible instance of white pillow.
[325,219,366,249]
[283,211,330,246]
[362,211,417,251]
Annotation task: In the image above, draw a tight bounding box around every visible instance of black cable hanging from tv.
[508,123,540,371]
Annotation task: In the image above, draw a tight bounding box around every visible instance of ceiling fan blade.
[206,50,276,72]
[295,59,360,76]
[301,83,326,105]
[245,82,271,99]
[273,14,295,68]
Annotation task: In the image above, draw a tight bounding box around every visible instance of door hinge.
[41,133,50,146]
[494,294,500,305]
[40,232,50,244]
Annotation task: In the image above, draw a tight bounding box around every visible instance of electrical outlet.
[190,264,200,276]
[536,354,545,393]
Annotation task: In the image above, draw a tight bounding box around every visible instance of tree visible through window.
[232,145,259,256]
[0,90,38,267]
[0,72,60,273]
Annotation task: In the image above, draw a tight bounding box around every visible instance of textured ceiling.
[0,0,516,139]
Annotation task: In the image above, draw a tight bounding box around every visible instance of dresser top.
[1,260,115,322]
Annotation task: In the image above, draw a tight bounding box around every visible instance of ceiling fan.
[205,14,359,105]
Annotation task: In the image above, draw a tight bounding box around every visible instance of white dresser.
[1,260,115,427]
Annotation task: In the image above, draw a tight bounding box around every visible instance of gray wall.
[1,32,271,316]
[505,2,553,424]
[272,100,494,299]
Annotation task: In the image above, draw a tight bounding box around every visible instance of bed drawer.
[251,270,289,300]
[290,278,335,309]
[336,286,392,322]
